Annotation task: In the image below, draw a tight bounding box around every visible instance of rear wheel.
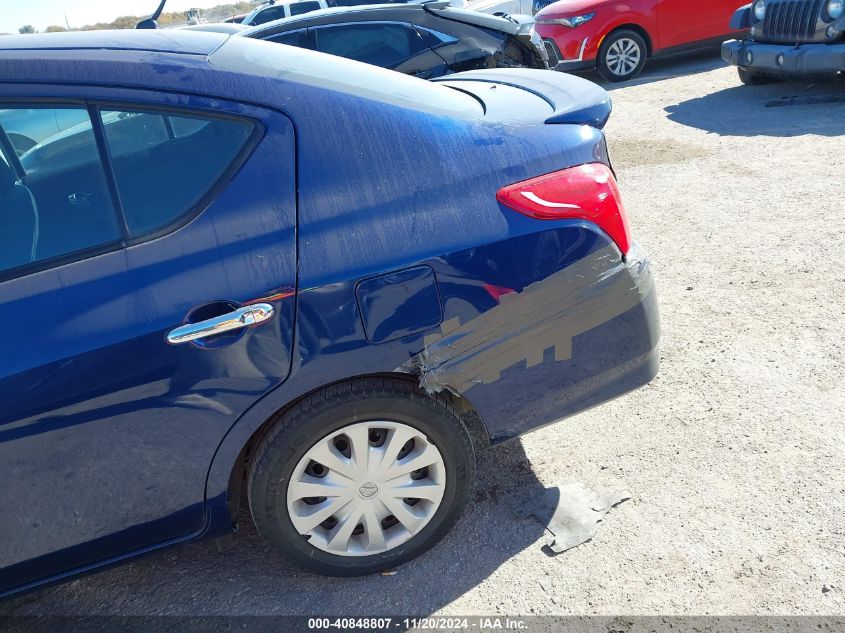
[597,30,648,82]
[738,67,782,85]
[247,377,475,576]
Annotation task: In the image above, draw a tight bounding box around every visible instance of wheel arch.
[217,372,491,528]
[600,22,654,58]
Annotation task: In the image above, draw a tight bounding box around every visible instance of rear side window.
[313,22,426,68]
[289,1,321,16]
[0,106,120,275]
[0,104,255,280]
[100,109,253,236]
[267,28,309,47]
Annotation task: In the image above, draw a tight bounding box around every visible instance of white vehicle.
[241,0,330,25]
[461,0,535,16]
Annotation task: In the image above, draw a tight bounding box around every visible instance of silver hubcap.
[286,421,446,557]
[606,38,642,77]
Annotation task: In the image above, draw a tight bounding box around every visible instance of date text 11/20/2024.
[307,617,530,630]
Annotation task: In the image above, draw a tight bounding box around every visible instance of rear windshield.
[211,36,483,119]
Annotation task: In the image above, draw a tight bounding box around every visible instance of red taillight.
[496,163,632,255]
[483,282,516,302]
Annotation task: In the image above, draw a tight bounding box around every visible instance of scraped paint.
[404,244,655,394]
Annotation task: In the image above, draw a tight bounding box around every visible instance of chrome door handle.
[167,303,275,345]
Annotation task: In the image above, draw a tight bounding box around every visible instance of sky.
[0,0,239,34]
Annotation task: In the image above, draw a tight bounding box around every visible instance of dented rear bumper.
[410,243,660,442]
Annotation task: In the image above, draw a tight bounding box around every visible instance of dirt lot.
[2,52,844,618]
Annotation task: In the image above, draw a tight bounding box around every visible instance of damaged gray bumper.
[401,243,660,441]
[722,39,845,76]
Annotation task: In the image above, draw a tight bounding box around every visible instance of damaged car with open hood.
[0,27,659,592]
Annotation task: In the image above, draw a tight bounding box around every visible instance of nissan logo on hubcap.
[358,482,378,499]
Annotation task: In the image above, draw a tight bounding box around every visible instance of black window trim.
[0,124,25,180]
[0,98,265,284]
[88,103,132,243]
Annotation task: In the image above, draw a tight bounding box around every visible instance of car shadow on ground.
[0,440,555,619]
[580,48,729,91]
[664,77,845,137]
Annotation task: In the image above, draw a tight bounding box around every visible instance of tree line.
[12,2,255,35]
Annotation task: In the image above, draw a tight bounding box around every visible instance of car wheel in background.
[248,377,475,576]
[738,68,782,85]
[597,30,648,82]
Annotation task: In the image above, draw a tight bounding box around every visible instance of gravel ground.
[2,51,844,618]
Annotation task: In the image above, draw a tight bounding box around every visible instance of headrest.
[0,159,16,194]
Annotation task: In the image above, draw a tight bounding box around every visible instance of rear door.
[0,87,297,593]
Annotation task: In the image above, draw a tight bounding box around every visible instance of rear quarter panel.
[206,73,657,532]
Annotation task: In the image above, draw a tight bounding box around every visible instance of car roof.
[0,30,482,121]
[243,2,520,36]
[244,3,426,34]
[0,30,228,56]
[177,23,250,34]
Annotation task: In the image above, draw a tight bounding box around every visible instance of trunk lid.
[432,68,612,129]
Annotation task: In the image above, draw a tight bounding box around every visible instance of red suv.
[534,0,744,81]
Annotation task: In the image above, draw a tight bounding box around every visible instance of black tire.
[247,377,475,576]
[738,67,781,85]
[597,29,648,82]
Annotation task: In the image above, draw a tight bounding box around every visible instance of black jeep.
[722,0,845,83]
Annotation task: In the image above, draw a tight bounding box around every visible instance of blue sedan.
[0,30,659,592]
